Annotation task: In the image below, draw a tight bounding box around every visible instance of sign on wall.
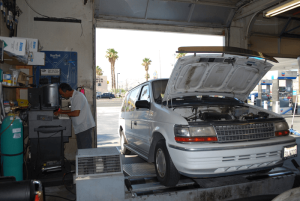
[35,51,78,89]
[278,71,297,80]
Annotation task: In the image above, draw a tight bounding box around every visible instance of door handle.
[134,121,137,126]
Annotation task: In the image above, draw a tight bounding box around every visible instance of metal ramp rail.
[122,162,296,200]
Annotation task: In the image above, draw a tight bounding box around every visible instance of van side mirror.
[135,100,150,109]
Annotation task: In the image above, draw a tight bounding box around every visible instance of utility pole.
[117,73,120,94]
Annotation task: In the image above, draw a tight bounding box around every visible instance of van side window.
[121,92,130,112]
[128,87,140,111]
[139,85,150,102]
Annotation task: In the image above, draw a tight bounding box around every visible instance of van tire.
[120,131,131,155]
[154,140,180,187]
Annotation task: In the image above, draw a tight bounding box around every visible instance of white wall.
[16,0,96,158]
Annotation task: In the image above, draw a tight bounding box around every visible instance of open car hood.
[163,54,274,102]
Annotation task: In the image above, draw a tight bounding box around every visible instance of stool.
[34,126,66,172]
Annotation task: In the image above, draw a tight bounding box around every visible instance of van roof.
[128,78,168,92]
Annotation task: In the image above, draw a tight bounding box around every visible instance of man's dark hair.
[59,83,73,92]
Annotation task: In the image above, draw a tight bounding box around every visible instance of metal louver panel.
[76,147,122,177]
[215,123,275,142]
[77,155,121,176]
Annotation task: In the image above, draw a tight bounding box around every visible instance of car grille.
[214,123,275,142]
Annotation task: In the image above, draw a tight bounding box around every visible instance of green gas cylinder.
[0,112,23,181]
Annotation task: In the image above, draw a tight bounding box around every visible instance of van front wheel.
[154,140,180,187]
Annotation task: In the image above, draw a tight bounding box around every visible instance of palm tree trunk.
[146,70,148,81]
[112,61,116,93]
[111,62,114,91]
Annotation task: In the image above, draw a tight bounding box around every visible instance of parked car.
[97,93,115,99]
[119,49,296,187]
[96,92,102,99]
[248,92,258,100]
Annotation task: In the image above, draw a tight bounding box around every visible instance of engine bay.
[173,105,275,122]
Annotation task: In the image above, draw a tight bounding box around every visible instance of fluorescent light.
[264,0,300,18]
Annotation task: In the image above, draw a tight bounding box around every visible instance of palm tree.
[142,58,152,81]
[96,66,103,76]
[145,73,150,80]
[176,53,187,59]
[105,49,118,92]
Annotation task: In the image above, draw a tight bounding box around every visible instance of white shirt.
[70,90,95,134]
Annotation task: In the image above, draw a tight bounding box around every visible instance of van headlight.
[174,125,217,142]
[274,121,290,137]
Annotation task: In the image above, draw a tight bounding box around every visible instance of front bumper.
[168,138,296,178]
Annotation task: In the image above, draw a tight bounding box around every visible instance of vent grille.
[77,155,121,176]
[215,123,274,142]
[222,151,281,162]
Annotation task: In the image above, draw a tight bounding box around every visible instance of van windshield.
[152,80,168,104]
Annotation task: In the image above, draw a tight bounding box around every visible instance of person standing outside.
[54,83,95,149]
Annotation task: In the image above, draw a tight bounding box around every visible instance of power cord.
[62,172,76,195]
[24,0,83,37]
[64,157,75,167]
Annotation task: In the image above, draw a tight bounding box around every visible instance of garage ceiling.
[94,0,242,28]
[272,58,299,71]
[94,0,300,59]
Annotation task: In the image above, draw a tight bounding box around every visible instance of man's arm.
[54,110,80,117]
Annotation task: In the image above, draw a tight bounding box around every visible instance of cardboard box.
[27,52,45,65]
[18,71,30,85]
[14,37,38,52]
[0,36,27,56]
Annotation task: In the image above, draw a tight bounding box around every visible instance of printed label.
[33,41,36,49]
[12,128,21,133]
[50,54,61,59]
[19,42,23,51]
[13,133,21,139]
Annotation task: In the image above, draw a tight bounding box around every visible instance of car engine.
[173,105,273,122]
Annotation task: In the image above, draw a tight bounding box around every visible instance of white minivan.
[119,47,297,186]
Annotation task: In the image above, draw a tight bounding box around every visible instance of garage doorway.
[95,28,224,147]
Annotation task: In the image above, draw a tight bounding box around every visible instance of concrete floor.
[44,99,300,201]
[97,106,122,147]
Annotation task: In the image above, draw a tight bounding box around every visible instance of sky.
[96,28,224,90]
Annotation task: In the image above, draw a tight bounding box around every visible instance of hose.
[0,114,15,138]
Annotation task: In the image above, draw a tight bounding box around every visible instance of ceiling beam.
[286,24,300,33]
[187,3,195,22]
[226,8,236,27]
[280,17,292,37]
[252,32,300,39]
[95,14,227,28]
[276,16,300,22]
[96,19,225,35]
[144,0,150,19]
[160,0,237,8]
[281,33,300,39]
[233,0,280,21]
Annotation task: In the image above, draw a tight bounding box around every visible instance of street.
[96,98,123,107]
[97,99,123,147]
